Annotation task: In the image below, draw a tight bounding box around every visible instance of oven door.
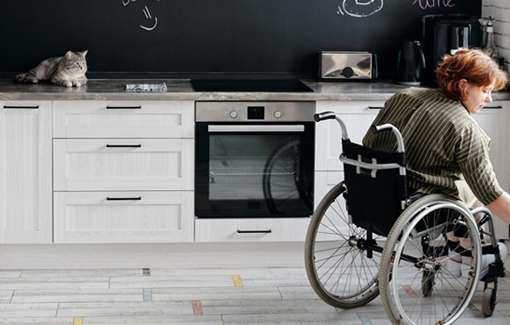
[196,122,314,218]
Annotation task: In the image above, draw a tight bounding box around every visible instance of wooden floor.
[0,243,509,324]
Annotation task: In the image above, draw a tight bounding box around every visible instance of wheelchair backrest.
[342,139,408,237]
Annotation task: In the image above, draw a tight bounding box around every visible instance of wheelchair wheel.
[379,195,481,325]
[304,181,382,308]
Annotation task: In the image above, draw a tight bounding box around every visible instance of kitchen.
[1,0,510,324]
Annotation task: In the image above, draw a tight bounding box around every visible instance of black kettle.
[396,40,426,85]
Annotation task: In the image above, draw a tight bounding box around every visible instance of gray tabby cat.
[16,50,88,87]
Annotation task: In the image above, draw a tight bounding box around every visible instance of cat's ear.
[64,51,74,59]
[81,50,88,57]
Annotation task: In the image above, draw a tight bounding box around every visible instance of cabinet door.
[54,191,193,243]
[474,102,510,239]
[314,171,343,209]
[315,101,383,171]
[0,102,52,243]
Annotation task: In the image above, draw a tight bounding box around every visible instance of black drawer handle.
[236,229,272,234]
[3,105,39,109]
[368,106,384,110]
[106,197,142,201]
[106,105,142,109]
[484,106,503,110]
[105,144,142,148]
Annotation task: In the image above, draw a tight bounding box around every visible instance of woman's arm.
[487,192,510,224]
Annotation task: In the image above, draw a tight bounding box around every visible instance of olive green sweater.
[362,88,503,205]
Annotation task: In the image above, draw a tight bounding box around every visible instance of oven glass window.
[207,133,313,216]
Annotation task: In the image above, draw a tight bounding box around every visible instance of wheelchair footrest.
[480,260,505,282]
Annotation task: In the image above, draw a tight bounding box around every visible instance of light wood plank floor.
[0,243,509,324]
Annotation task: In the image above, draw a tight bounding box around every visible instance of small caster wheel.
[481,284,497,317]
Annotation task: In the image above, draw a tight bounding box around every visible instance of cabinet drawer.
[53,101,194,138]
[54,139,194,191]
[54,191,193,243]
[195,218,310,242]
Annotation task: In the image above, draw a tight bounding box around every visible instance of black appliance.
[396,40,426,86]
[195,101,315,218]
[422,14,482,84]
[191,79,313,92]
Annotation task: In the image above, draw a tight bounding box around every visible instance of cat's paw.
[15,73,38,83]
[74,81,82,87]
[63,81,73,88]
[15,73,26,82]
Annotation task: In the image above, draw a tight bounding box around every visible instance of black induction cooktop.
[191,79,313,92]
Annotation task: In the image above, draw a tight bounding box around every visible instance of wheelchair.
[305,112,506,324]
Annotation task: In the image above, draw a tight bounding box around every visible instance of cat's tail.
[15,72,39,84]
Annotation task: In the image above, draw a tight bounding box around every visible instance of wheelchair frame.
[305,111,506,324]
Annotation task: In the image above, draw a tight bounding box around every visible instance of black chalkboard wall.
[1,0,480,79]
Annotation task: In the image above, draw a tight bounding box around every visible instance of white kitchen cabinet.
[0,101,52,243]
[195,217,309,242]
[315,101,383,171]
[53,100,194,138]
[52,99,196,243]
[53,138,194,191]
[474,101,510,240]
[54,191,193,243]
[473,102,509,191]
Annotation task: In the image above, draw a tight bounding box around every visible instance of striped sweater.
[362,87,503,205]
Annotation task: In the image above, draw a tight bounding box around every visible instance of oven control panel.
[196,101,315,122]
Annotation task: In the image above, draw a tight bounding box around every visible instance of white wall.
[483,0,510,72]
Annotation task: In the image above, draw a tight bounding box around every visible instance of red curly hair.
[435,48,508,101]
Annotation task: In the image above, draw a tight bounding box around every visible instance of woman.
[362,48,510,224]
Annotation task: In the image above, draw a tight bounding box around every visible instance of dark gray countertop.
[0,79,509,101]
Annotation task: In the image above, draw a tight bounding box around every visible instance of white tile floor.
[0,243,508,324]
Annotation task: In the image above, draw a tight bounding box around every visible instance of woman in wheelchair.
[305,49,509,324]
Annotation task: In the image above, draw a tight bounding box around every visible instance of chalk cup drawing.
[337,0,384,18]
[121,0,160,32]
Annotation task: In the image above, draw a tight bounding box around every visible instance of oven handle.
[208,125,305,133]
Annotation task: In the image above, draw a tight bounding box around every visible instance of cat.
[15,50,88,87]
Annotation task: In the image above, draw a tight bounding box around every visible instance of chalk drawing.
[121,0,160,32]
[337,0,384,18]
[412,0,456,10]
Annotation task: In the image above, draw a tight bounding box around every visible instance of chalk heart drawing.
[337,0,384,18]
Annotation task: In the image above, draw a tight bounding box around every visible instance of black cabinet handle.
[3,105,39,109]
[368,106,384,110]
[106,197,142,201]
[106,105,142,109]
[484,105,503,110]
[105,144,142,148]
[236,229,272,234]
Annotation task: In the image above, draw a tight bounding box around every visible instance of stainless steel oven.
[195,101,315,218]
